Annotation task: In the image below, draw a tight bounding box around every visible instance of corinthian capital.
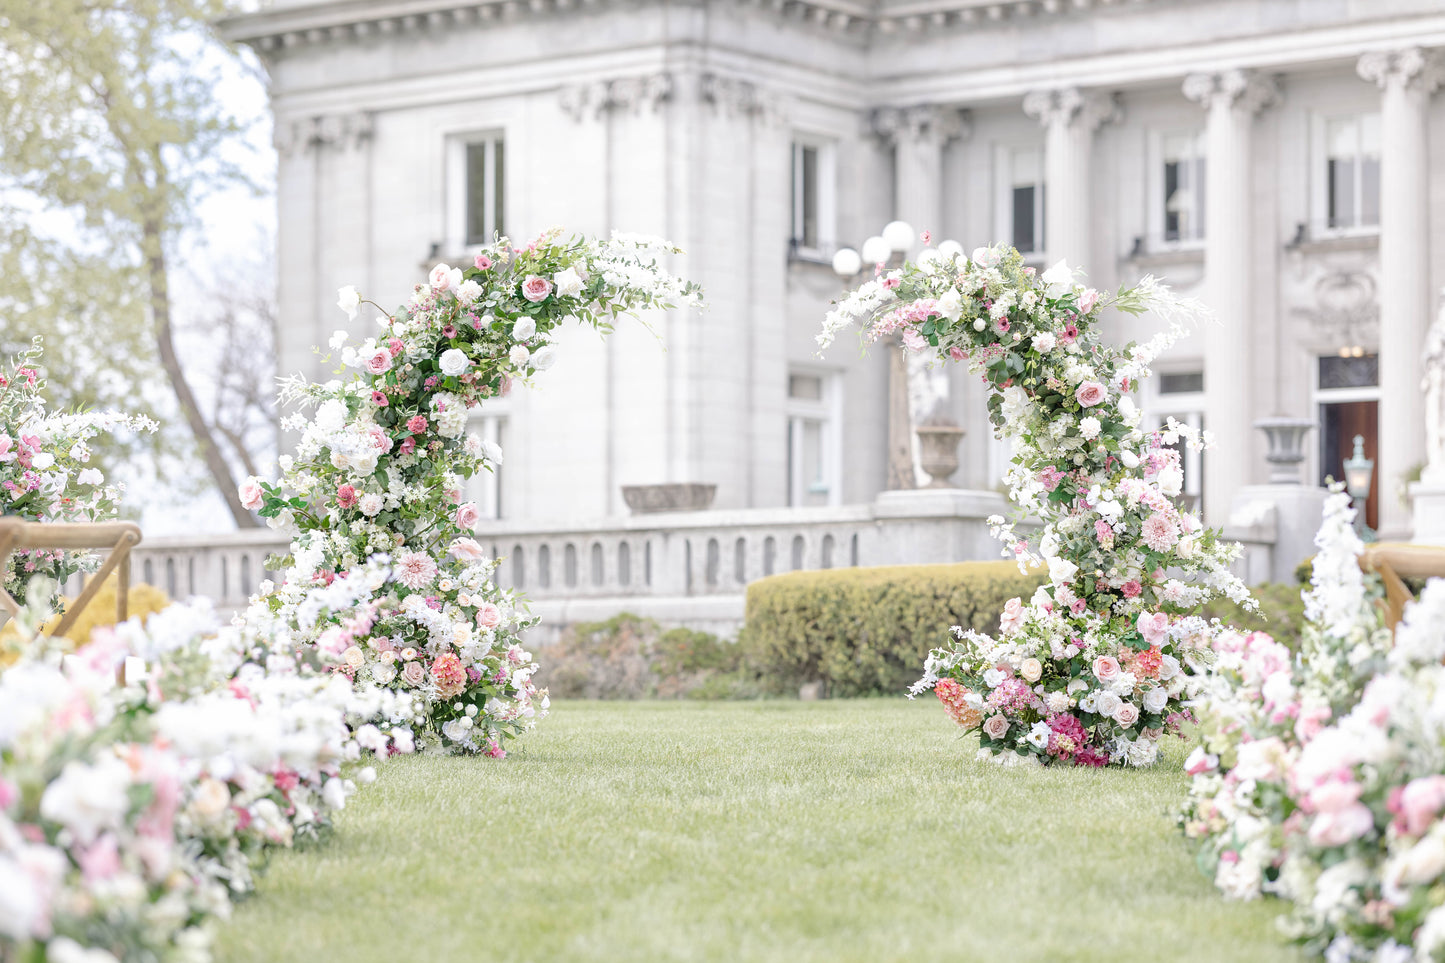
[559,72,674,122]
[1357,48,1444,95]
[870,104,971,146]
[1021,87,1120,132]
[1182,70,1280,114]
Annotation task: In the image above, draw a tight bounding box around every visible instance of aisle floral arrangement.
[0,338,156,609]
[820,243,1252,766]
[1181,491,1445,961]
[0,563,410,963]
[242,231,701,753]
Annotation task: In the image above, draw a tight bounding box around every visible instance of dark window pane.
[801,146,818,249]
[493,138,505,238]
[1159,371,1204,394]
[1163,161,1180,241]
[1328,157,1354,228]
[1196,157,1207,237]
[1318,354,1380,390]
[1361,156,1379,227]
[465,142,489,245]
[1012,185,1035,253]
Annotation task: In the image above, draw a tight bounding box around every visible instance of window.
[466,410,507,520]
[1145,369,1205,511]
[786,371,841,507]
[999,146,1045,255]
[1317,114,1380,232]
[790,138,836,256]
[1161,131,1206,243]
[447,132,504,251]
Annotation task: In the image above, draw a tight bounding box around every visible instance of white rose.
[937,288,963,322]
[509,345,531,367]
[1142,687,1169,713]
[1158,467,1183,497]
[30,453,54,470]
[439,348,470,377]
[337,285,360,320]
[554,267,584,298]
[429,263,462,292]
[481,439,503,464]
[513,317,537,341]
[1047,556,1078,585]
[1119,450,1141,469]
[1095,691,1122,718]
[532,345,557,370]
[1040,259,1074,295]
[76,467,103,486]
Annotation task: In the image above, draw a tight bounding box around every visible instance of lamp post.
[1343,434,1375,540]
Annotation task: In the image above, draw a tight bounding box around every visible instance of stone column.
[1022,87,1119,269]
[1359,48,1441,539]
[1182,70,1279,527]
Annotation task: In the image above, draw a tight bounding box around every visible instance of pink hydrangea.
[430,653,468,699]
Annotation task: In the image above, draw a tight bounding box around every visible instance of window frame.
[1141,368,1206,509]
[446,130,506,254]
[1310,111,1381,238]
[994,143,1046,259]
[466,405,509,521]
[1147,128,1207,249]
[785,368,842,507]
[790,135,837,259]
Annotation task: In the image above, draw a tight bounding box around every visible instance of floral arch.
[819,244,1251,766]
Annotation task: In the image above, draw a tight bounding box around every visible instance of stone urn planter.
[620,483,717,514]
[915,422,965,488]
[1254,417,1315,485]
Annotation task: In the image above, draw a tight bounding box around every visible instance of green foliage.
[740,561,1046,697]
[532,613,759,700]
[1192,582,1309,648]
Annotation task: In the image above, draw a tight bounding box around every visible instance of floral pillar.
[1358,48,1441,539]
[1183,70,1278,527]
[1022,87,1119,271]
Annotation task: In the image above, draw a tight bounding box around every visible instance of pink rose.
[401,661,426,686]
[1308,803,1375,848]
[476,602,502,629]
[1077,288,1100,313]
[1092,656,1121,682]
[449,537,486,562]
[238,477,264,511]
[948,346,966,361]
[1074,381,1107,408]
[982,715,1010,740]
[366,348,393,374]
[1114,702,1140,726]
[1137,612,1170,646]
[455,502,481,531]
[999,597,1025,635]
[521,275,553,302]
[1401,776,1445,836]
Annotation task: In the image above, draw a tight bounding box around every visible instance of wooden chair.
[0,518,143,640]
[1358,542,1445,633]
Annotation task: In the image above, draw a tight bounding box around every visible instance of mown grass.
[215,700,1299,963]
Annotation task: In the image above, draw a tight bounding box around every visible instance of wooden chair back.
[1358,542,1445,633]
[0,518,143,640]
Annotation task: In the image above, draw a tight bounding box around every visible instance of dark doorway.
[1319,399,1378,532]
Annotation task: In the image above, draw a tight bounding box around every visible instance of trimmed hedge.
[740,561,1046,697]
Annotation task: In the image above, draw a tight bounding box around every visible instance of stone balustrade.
[125,488,1013,639]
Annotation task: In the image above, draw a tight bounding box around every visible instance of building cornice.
[218,0,1175,51]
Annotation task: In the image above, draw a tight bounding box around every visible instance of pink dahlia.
[1140,512,1179,552]
[396,551,438,590]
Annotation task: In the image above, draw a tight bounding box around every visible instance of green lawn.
[215,700,1300,963]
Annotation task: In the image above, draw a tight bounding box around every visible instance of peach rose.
[1019,658,1043,683]
[1114,702,1140,726]
[449,537,486,562]
[1092,655,1121,682]
[982,715,1010,740]
[342,645,366,669]
[475,603,502,629]
[401,661,426,686]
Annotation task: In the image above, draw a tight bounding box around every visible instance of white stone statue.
[1424,287,1445,484]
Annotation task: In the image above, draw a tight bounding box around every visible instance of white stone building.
[222,0,1445,549]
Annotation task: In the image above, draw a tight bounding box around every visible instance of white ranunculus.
[532,345,558,370]
[1118,395,1141,427]
[513,316,537,341]
[1039,530,1060,559]
[937,288,963,321]
[509,345,531,367]
[554,267,584,298]
[337,285,360,320]
[438,348,470,377]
